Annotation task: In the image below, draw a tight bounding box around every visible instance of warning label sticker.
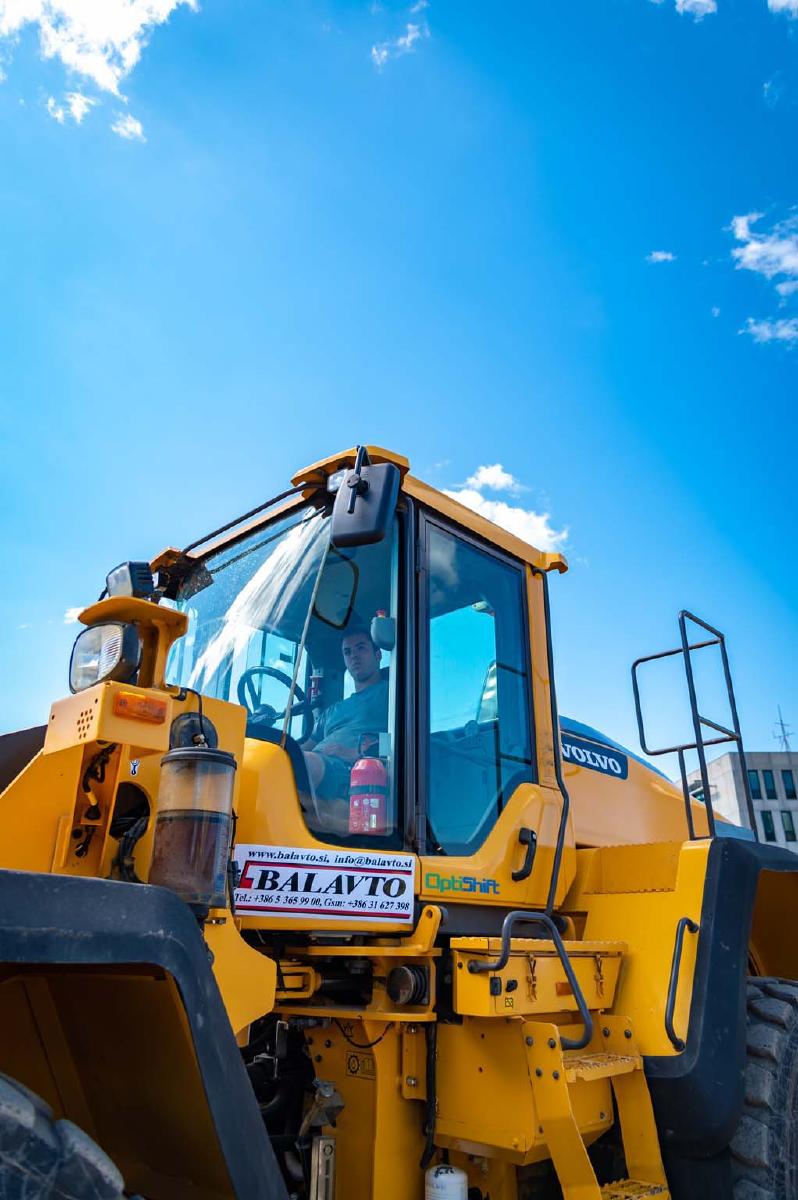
[345,1052,375,1079]
[233,844,415,924]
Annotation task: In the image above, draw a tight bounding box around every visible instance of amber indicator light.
[113,691,168,724]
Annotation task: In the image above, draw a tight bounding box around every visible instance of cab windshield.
[168,504,400,843]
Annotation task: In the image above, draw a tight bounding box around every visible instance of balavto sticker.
[561,733,629,780]
[233,844,415,923]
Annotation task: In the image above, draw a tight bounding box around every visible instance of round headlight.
[69,622,142,693]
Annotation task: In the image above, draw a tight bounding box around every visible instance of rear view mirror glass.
[331,462,400,548]
[313,549,358,629]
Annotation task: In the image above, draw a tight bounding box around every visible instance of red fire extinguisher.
[349,756,388,836]
[309,666,324,707]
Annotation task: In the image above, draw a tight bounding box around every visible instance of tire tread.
[0,1075,127,1199]
[731,977,798,1200]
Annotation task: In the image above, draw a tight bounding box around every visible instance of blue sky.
[0,0,796,776]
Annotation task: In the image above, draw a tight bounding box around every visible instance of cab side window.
[424,523,535,855]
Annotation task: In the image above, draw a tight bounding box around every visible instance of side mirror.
[313,549,359,629]
[331,449,400,548]
[370,612,395,650]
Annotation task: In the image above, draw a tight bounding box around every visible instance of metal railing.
[631,611,757,841]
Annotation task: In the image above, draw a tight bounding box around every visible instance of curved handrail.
[665,915,699,1051]
[466,909,593,1051]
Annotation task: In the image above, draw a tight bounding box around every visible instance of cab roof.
[292,445,568,575]
[156,445,568,573]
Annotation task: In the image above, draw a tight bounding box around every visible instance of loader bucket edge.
[0,868,287,1200]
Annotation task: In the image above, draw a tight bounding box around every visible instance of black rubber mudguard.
[645,836,798,1198]
[0,869,288,1200]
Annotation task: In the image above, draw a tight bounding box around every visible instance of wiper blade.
[182,484,310,556]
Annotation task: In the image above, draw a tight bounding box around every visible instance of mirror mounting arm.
[346,445,372,514]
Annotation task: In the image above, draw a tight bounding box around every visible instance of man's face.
[342,632,380,685]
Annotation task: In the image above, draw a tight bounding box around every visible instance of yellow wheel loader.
[1,444,797,1200]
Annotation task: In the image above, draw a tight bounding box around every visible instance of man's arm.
[300,708,327,752]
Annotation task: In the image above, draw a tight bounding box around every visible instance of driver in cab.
[302,625,388,804]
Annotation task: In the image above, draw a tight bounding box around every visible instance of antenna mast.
[774,706,793,753]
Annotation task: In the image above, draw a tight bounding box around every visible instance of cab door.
[416,514,566,914]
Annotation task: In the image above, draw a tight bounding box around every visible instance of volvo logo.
[561,734,628,780]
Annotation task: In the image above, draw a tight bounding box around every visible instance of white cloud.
[0,0,196,95]
[646,250,676,263]
[47,89,95,123]
[444,473,567,553]
[763,73,785,108]
[741,317,798,344]
[111,110,144,140]
[63,606,83,624]
[409,0,429,11]
[731,212,798,279]
[657,0,798,18]
[465,463,523,494]
[371,19,428,68]
[396,21,422,51]
[711,305,720,317]
[729,211,798,346]
[676,0,716,15]
[66,90,94,121]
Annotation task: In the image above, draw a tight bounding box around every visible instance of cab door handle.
[511,827,537,882]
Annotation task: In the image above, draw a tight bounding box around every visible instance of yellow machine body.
[1,444,796,1200]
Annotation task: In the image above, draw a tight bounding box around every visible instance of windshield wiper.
[182,484,309,556]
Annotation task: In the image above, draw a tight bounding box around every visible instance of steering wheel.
[237,666,311,730]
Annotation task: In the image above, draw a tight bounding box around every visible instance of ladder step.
[600,1183,669,1199]
[564,1051,640,1082]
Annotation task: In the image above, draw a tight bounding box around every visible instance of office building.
[687,750,798,852]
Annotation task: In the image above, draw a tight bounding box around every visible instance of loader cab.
[167,501,404,846]
[166,447,563,894]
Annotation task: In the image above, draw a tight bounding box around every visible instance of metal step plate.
[565,1051,639,1082]
[601,1182,669,1199]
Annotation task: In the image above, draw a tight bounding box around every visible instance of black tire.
[730,977,798,1200]
[0,1072,139,1199]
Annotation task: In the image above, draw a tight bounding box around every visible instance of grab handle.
[511,828,537,882]
[665,916,699,1051]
